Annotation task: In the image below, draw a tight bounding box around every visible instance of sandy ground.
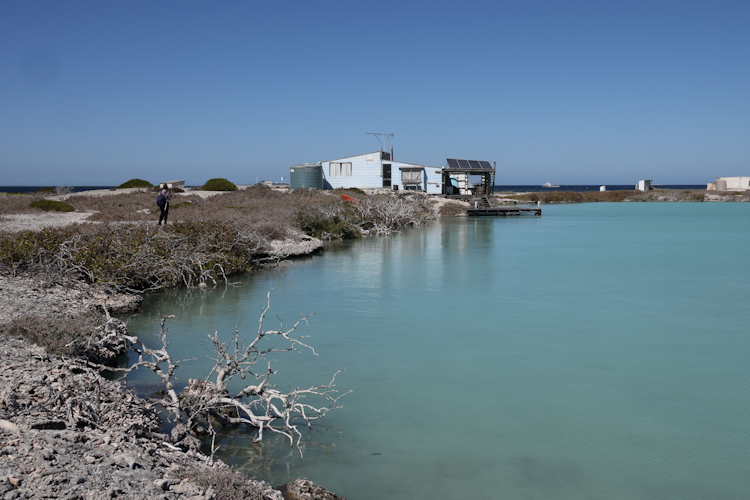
[0,211,99,232]
[0,186,259,232]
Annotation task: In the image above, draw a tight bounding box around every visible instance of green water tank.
[290,163,324,190]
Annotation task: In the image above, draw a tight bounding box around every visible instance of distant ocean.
[494,184,707,192]
[2,185,707,194]
[0,186,115,194]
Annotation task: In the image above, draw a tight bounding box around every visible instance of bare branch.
[119,290,345,457]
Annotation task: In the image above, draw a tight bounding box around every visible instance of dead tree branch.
[118,290,347,456]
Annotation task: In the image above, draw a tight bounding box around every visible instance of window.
[401,169,423,185]
[329,162,352,177]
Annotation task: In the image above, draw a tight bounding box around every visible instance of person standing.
[157,184,172,225]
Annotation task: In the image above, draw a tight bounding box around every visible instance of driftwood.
[119,290,348,457]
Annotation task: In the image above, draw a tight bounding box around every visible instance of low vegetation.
[505,190,634,204]
[117,178,154,189]
[203,178,238,191]
[439,201,468,216]
[180,467,269,500]
[0,311,105,358]
[1,187,438,292]
[29,199,75,212]
[504,189,714,204]
[0,221,261,292]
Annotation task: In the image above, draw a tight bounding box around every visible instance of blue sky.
[1,1,748,186]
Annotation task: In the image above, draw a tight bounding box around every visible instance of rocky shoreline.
[0,268,343,499]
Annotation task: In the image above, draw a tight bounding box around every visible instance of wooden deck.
[466,206,542,216]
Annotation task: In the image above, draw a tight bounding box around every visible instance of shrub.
[203,178,238,191]
[294,205,360,240]
[29,200,75,212]
[331,187,366,197]
[180,467,266,500]
[0,222,260,291]
[0,311,104,358]
[36,186,56,194]
[439,202,467,216]
[117,178,154,189]
[678,191,705,202]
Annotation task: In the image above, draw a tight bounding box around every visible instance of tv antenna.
[367,115,393,153]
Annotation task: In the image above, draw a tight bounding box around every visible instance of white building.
[636,180,652,191]
[712,177,750,191]
[322,151,443,194]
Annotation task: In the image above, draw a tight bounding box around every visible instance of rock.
[155,478,181,491]
[285,478,347,500]
[0,420,18,432]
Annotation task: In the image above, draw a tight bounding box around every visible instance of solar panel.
[446,158,494,171]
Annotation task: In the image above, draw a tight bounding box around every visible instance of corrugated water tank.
[290,163,324,189]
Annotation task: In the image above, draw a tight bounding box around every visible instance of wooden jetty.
[466,206,542,216]
[464,196,542,217]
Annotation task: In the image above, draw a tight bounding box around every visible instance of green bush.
[117,178,154,189]
[294,206,360,240]
[29,200,75,212]
[203,178,238,191]
[332,187,366,196]
[36,186,56,194]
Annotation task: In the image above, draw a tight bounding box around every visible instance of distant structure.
[636,180,652,191]
[709,176,750,191]
[162,180,185,190]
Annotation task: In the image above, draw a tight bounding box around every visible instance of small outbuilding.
[636,180,652,191]
[443,159,496,197]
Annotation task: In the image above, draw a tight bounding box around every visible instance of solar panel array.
[446,159,493,171]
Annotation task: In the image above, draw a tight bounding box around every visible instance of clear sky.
[1,0,748,186]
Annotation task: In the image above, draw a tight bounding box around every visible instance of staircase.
[472,196,492,209]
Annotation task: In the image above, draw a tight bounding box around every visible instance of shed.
[636,180,652,191]
[443,159,496,197]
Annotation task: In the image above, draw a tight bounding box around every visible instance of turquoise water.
[126,203,750,499]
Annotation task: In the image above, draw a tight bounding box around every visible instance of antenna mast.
[367,115,393,154]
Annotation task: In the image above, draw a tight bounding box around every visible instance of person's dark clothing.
[158,189,172,225]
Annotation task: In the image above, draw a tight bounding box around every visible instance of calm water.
[126,203,750,499]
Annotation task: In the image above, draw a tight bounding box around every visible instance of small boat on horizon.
[542,182,560,188]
